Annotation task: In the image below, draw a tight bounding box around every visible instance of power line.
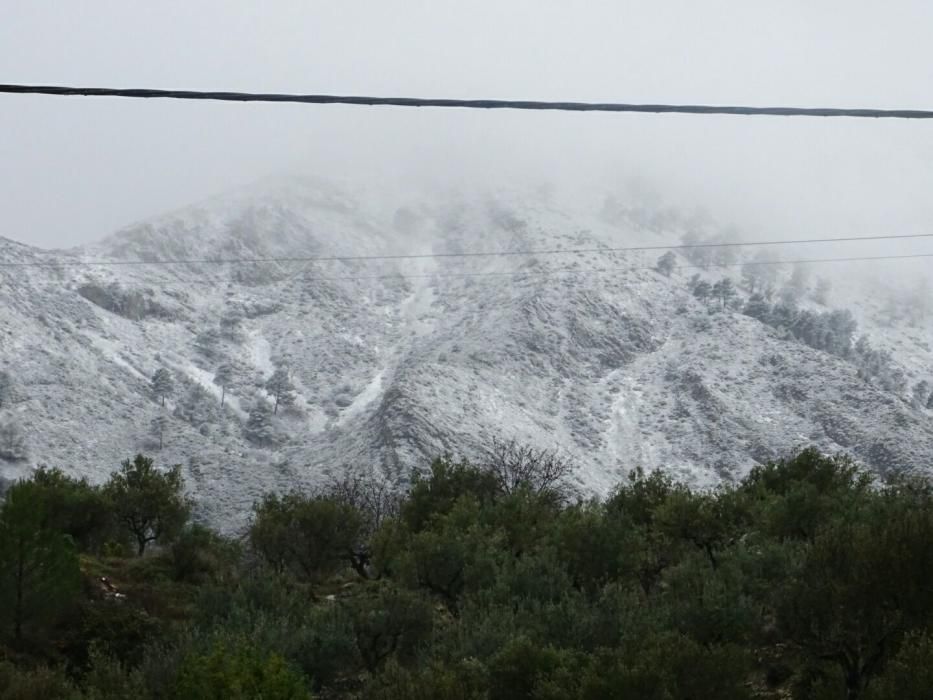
[99,251,933,286]
[3,232,932,269]
[286,252,933,282]
[3,83,933,120]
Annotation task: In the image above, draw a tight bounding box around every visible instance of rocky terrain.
[2,175,932,530]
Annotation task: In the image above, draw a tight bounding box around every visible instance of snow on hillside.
[2,177,933,530]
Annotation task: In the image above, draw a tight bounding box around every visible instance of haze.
[2,1,933,254]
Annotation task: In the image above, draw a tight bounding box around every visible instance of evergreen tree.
[655,251,676,277]
[194,327,222,360]
[213,363,233,407]
[265,368,296,415]
[0,371,12,409]
[814,276,832,305]
[150,368,175,407]
[742,293,772,323]
[0,479,80,642]
[0,418,27,462]
[692,280,712,306]
[174,385,218,429]
[245,400,276,446]
[711,278,736,311]
[150,412,169,450]
[913,381,931,409]
[741,250,780,295]
[789,261,811,293]
[103,455,190,556]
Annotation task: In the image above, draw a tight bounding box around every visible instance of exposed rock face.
[1,176,931,530]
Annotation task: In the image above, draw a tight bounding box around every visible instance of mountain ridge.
[2,177,931,530]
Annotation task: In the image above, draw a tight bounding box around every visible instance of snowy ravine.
[2,175,933,531]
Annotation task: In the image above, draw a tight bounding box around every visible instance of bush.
[173,637,312,699]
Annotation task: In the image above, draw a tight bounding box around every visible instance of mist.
[3,0,933,262]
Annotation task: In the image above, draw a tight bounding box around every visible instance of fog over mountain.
[4,3,933,528]
[1,176,931,529]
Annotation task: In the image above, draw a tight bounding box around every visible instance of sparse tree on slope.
[0,371,12,409]
[245,400,276,446]
[103,454,190,556]
[742,250,781,295]
[711,278,736,311]
[913,380,931,409]
[813,276,832,305]
[655,251,677,277]
[692,280,712,307]
[265,368,296,415]
[150,412,169,450]
[213,363,233,407]
[150,368,174,407]
[742,293,772,323]
[0,418,27,462]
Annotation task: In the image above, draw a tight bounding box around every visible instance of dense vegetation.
[1,444,933,699]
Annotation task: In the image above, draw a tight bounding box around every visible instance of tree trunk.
[14,552,23,643]
[137,537,146,557]
[221,386,225,407]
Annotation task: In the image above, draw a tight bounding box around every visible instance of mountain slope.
[2,176,931,530]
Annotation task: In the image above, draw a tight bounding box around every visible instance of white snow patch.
[248,330,274,376]
[338,369,385,423]
[182,363,247,420]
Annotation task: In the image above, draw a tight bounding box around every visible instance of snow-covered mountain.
[2,175,932,529]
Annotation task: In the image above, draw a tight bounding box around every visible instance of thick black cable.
[3,84,933,119]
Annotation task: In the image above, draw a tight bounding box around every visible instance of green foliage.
[173,637,312,699]
[0,660,82,700]
[249,492,364,583]
[3,446,933,700]
[776,498,933,698]
[360,658,487,700]
[401,457,500,533]
[864,632,933,700]
[171,523,240,584]
[486,636,582,700]
[29,466,118,552]
[80,645,148,700]
[580,634,751,700]
[346,584,434,672]
[0,479,81,643]
[103,455,190,556]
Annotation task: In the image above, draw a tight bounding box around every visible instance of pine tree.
[265,368,296,415]
[913,380,931,409]
[150,368,174,407]
[150,413,169,450]
[813,277,832,305]
[0,371,12,409]
[787,262,810,300]
[692,280,712,306]
[655,251,676,277]
[0,418,27,462]
[213,364,233,407]
[711,278,736,311]
[742,293,772,323]
[245,401,276,446]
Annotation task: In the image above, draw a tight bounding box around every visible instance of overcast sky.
[3,1,933,249]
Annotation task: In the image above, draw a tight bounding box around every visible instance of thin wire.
[3,84,933,119]
[3,232,932,269]
[181,251,933,284]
